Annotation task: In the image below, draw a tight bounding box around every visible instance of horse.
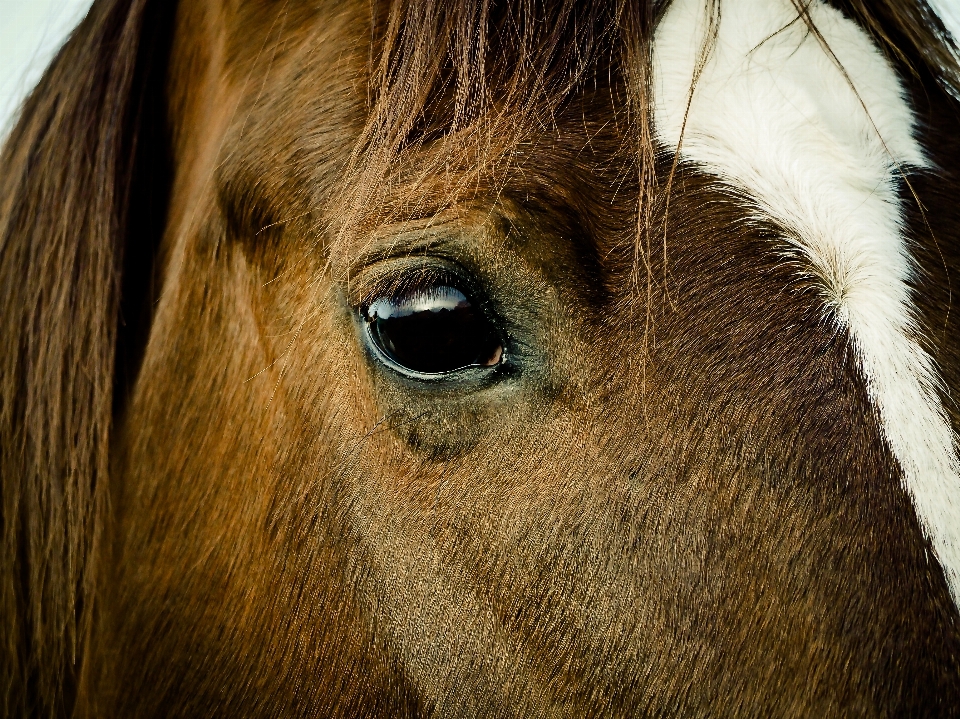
[3,0,960,715]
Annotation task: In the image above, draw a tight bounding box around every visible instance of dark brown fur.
[2,0,960,716]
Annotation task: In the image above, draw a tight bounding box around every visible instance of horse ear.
[0,0,173,714]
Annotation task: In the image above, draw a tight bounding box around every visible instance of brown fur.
[2,0,960,716]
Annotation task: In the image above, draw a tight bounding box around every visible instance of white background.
[0,0,94,139]
[2,0,960,140]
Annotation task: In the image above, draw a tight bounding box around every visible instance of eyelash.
[358,265,467,312]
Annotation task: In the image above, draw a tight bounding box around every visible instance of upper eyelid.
[345,255,472,309]
[342,207,505,276]
[350,232,450,269]
[356,265,462,308]
[343,227,487,306]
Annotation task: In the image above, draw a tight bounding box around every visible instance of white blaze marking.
[653,0,960,607]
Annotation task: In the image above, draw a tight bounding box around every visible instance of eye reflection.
[363,283,503,375]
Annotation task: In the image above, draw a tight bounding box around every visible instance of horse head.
[2,0,960,715]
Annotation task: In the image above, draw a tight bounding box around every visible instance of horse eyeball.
[363,284,503,376]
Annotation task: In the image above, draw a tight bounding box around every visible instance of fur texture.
[2,0,960,716]
[654,0,960,606]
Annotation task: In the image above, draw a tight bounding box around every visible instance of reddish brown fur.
[2,0,960,716]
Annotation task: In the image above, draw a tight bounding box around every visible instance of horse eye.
[362,283,504,376]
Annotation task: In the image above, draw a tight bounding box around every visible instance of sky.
[1,0,960,139]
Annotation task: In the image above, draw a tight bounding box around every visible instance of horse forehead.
[653,0,960,610]
[653,0,924,173]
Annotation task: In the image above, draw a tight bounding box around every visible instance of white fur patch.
[653,0,960,607]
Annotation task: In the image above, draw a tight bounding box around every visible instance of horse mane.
[0,0,173,714]
[0,0,957,716]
